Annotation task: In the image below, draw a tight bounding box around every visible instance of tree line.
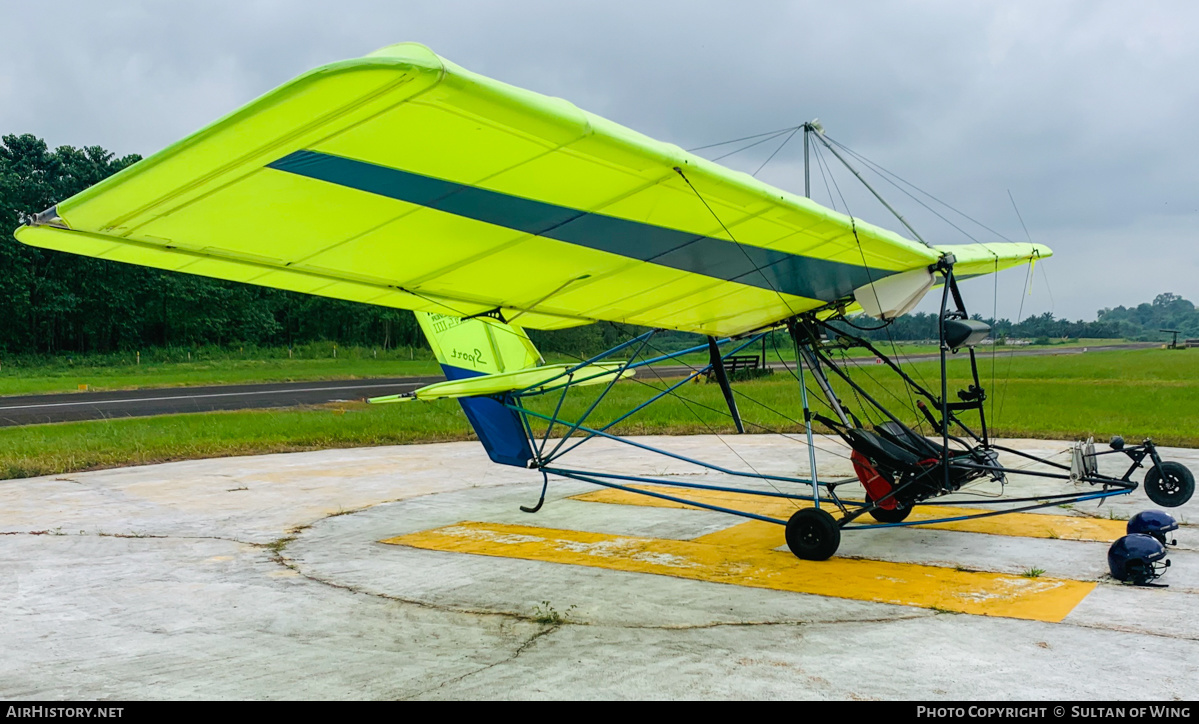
[1,133,1192,359]
[850,293,1198,345]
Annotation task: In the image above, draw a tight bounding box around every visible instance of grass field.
[0,358,452,397]
[0,348,1194,481]
[0,338,1129,397]
[0,343,445,396]
[597,337,1128,370]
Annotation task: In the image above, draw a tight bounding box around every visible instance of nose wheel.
[1144,462,1195,507]
[785,508,841,561]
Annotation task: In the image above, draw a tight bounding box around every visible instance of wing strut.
[707,336,744,434]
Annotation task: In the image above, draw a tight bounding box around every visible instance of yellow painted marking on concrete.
[691,520,784,549]
[384,522,1095,622]
[570,487,1126,542]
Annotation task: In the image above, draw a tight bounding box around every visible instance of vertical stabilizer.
[415,312,540,467]
[416,312,542,375]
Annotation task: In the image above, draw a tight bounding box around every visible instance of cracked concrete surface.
[1,436,1197,699]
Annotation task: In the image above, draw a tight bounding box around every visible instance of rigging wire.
[836,348,877,426]
[638,345,804,508]
[842,347,932,430]
[811,137,840,214]
[615,325,860,466]
[830,146,983,245]
[550,324,858,465]
[826,135,1015,244]
[1008,189,1032,244]
[810,141,926,432]
[753,127,801,177]
[709,129,795,163]
[672,167,801,322]
[768,331,845,422]
[993,190,1048,430]
[995,259,1035,427]
[686,126,802,152]
[991,257,999,434]
[1041,263,1056,315]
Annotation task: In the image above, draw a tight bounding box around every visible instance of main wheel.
[1144,462,1195,507]
[864,494,912,523]
[785,508,841,561]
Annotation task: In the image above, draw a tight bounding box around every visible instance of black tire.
[864,494,912,523]
[785,508,841,561]
[1144,461,1195,507]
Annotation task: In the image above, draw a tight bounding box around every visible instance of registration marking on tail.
[384,522,1095,623]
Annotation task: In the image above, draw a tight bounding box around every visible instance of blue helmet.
[1127,510,1179,545]
[1108,534,1170,585]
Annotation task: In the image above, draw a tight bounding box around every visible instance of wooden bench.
[704,355,764,381]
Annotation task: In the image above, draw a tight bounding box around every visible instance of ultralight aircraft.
[17,43,1193,560]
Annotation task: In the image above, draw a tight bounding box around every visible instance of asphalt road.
[0,342,1158,427]
[0,377,444,427]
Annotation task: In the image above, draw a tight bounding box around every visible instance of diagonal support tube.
[708,336,744,433]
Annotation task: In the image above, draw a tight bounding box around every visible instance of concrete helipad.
[1,435,1196,699]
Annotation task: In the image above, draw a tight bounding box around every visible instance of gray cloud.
[2,0,1195,320]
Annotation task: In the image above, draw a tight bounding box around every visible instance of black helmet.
[1107,534,1170,585]
[1127,510,1179,545]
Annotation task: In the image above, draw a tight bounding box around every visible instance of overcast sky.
[3,0,1195,322]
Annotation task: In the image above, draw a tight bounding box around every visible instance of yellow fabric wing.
[16,42,1050,337]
